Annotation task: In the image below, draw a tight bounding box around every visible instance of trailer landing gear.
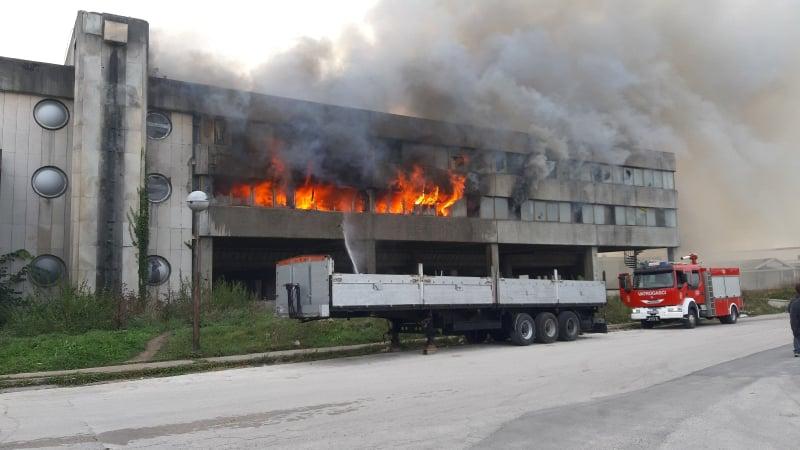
[422,315,437,355]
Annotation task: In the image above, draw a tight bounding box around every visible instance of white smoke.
[151,0,800,257]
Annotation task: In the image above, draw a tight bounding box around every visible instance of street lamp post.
[186,190,210,354]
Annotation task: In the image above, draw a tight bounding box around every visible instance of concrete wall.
[0,92,73,271]
[146,111,193,295]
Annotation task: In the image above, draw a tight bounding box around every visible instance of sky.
[0,1,377,69]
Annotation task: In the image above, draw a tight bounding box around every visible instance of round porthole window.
[146,173,172,203]
[33,99,70,130]
[29,254,66,287]
[146,255,171,286]
[31,166,68,198]
[146,111,172,140]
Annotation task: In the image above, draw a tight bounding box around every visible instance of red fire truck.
[618,254,743,329]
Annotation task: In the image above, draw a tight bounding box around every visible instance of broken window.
[214,118,227,145]
[533,201,547,221]
[623,167,634,185]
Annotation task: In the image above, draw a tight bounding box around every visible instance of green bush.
[2,284,120,337]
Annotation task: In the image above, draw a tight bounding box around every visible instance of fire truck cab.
[618,254,743,329]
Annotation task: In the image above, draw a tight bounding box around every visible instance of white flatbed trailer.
[276,255,607,346]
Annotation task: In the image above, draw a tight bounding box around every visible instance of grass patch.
[157,305,389,360]
[600,293,634,325]
[742,288,794,316]
[0,328,159,375]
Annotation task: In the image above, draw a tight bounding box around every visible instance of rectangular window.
[633,168,644,186]
[494,152,507,173]
[546,202,559,221]
[594,205,608,224]
[592,165,603,182]
[559,202,571,223]
[546,161,558,179]
[626,207,637,226]
[580,164,593,182]
[214,118,227,145]
[663,171,675,189]
[467,195,481,218]
[635,207,647,226]
[582,204,594,224]
[601,165,613,183]
[665,209,677,227]
[449,149,471,170]
[521,200,535,221]
[615,206,626,225]
[534,201,547,221]
[612,166,623,184]
[507,153,525,173]
[480,197,495,219]
[494,197,509,220]
[643,169,654,187]
[653,170,663,188]
[655,208,666,227]
[646,208,656,226]
[623,167,634,185]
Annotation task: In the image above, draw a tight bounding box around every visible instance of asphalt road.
[1,315,797,449]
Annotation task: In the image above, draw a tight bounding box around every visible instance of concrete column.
[487,243,500,303]
[66,12,148,293]
[583,246,599,281]
[362,239,376,274]
[667,247,677,262]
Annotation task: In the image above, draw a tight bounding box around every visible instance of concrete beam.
[0,57,74,99]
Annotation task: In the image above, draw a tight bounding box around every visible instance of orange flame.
[375,165,466,216]
[294,178,366,212]
[223,158,464,216]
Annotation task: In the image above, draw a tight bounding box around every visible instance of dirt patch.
[128,332,171,363]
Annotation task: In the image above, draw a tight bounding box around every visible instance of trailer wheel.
[509,313,535,346]
[557,311,580,341]
[535,312,559,344]
[683,305,698,329]
[641,320,655,329]
[464,330,488,344]
[720,305,739,324]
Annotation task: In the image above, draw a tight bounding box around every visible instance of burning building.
[0,11,678,298]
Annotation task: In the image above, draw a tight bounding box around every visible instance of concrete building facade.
[0,11,679,299]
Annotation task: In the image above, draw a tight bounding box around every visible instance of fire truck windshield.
[633,270,675,289]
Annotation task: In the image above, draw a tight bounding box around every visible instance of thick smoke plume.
[151,0,800,257]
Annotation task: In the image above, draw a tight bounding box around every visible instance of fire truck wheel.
[464,330,488,344]
[683,305,698,329]
[720,305,739,324]
[535,312,559,344]
[557,311,580,341]
[641,320,656,329]
[509,313,535,346]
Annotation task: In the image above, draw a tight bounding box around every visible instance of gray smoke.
[151,0,800,257]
